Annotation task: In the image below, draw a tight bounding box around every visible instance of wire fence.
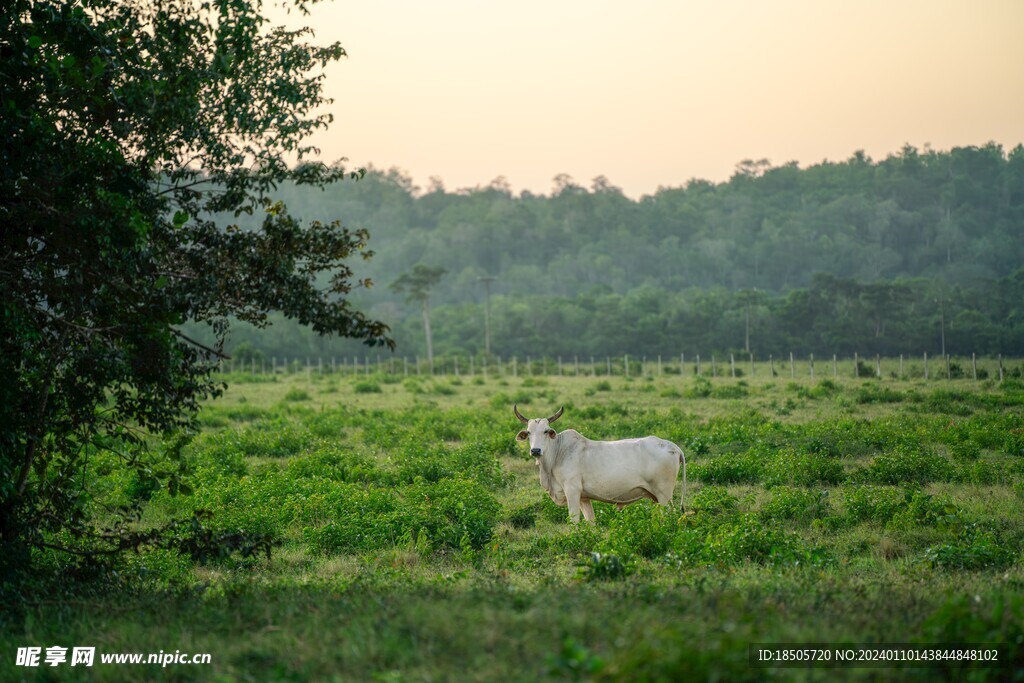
[219,352,1017,383]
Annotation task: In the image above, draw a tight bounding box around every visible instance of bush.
[406,477,502,551]
[711,384,749,399]
[854,385,905,404]
[841,485,906,524]
[283,388,311,402]
[575,552,633,582]
[505,502,540,529]
[691,452,764,484]
[760,487,831,523]
[860,445,953,484]
[353,381,382,394]
[606,503,681,558]
[690,485,739,514]
[302,485,414,553]
[923,525,1016,570]
[763,449,845,486]
[704,514,820,566]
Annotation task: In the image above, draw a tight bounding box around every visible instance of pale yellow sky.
[272,0,1024,197]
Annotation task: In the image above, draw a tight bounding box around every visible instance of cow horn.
[513,404,529,424]
[546,406,564,424]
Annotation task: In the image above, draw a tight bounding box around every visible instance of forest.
[206,143,1024,360]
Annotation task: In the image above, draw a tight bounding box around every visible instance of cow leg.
[565,488,583,524]
[580,499,596,523]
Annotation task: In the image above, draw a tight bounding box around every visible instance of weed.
[575,552,633,582]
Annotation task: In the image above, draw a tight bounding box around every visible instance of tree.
[391,265,447,372]
[0,0,391,571]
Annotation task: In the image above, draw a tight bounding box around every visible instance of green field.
[4,369,1024,681]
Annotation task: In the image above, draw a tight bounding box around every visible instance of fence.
[219,352,1016,383]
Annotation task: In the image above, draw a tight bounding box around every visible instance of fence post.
[711,355,716,377]
[854,352,858,378]
[750,353,755,377]
[606,357,611,376]
[972,353,977,381]
[899,354,903,379]
[658,355,662,376]
[575,356,580,376]
[945,353,950,380]
[810,353,814,379]
[998,354,1004,382]
[512,357,517,378]
[832,354,837,379]
[876,354,881,378]
[769,354,774,377]
[730,353,735,378]
[624,355,629,377]
[789,352,794,379]
[696,354,701,376]
[924,352,928,380]
[558,357,563,376]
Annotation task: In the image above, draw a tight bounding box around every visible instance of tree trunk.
[421,301,434,373]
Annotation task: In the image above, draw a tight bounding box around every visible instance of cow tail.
[679,450,687,513]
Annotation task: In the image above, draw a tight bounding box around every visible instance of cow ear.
[546,429,557,439]
[516,430,529,441]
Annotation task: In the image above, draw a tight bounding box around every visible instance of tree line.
[210,144,1024,360]
[221,270,1024,361]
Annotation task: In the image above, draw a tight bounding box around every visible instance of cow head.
[513,404,563,458]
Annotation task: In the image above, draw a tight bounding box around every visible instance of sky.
[270,0,1024,198]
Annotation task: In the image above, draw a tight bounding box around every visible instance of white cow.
[513,405,687,523]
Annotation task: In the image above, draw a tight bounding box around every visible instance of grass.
[3,369,1024,681]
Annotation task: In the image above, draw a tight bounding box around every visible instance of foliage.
[605,503,681,559]
[923,525,1016,570]
[1,0,391,571]
[200,144,1024,360]
[2,375,1024,680]
[759,487,831,524]
[575,552,633,582]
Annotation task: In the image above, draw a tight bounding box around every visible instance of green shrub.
[353,381,382,394]
[854,385,905,404]
[406,477,501,551]
[302,485,414,553]
[555,522,602,555]
[606,503,681,558]
[575,552,633,582]
[430,382,456,396]
[923,525,1016,570]
[760,487,831,523]
[505,502,540,529]
[704,514,819,566]
[283,388,311,402]
[764,449,845,486]
[286,446,380,484]
[841,485,906,524]
[690,485,739,514]
[711,384,749,399]
[691,452,764,484]
[686,377,713,398]
[391,442,508,490]
[860,445,953,484]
